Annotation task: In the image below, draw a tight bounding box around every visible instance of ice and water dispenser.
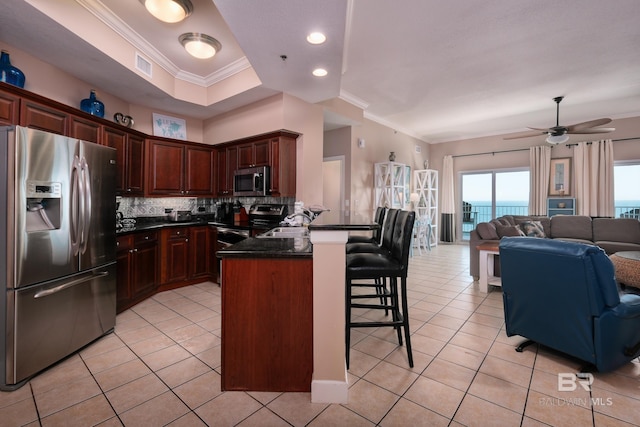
[25,181,61,231]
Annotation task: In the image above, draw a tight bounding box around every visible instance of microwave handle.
[254,172,261,190]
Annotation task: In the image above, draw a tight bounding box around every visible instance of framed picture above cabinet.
[550,158,571,196]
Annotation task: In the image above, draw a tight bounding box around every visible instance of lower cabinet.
[221,257,313,392]
[159,225,213,289]
[116,231,158,313]
[116,225,217,311]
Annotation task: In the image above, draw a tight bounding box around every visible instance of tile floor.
[1,244,640,426]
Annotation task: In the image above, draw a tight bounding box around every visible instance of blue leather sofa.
[499,237,640,372]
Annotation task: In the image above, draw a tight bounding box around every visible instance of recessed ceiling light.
[179,33,222,59]
[312,68,328,77]
[141,0,193,23]
[306,32,326,45]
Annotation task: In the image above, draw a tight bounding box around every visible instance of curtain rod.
[452,136,639,158]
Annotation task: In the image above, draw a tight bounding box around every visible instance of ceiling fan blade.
[567,127,616,134]
[503,130,547,140]
[527,127,551,131]
[566,118,612,131]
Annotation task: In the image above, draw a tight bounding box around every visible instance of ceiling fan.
[504,96,615,145]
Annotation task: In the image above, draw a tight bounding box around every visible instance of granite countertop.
[116,215,266,235]
[308,210,380,231]
[217,236,312,258]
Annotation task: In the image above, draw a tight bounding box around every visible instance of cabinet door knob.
[185,238,189,242]
[129,249,134,253]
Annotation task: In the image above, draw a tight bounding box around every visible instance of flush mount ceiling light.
[306,32,326,44]
[546,134,570,145]
[141,0,193,23]
[312,68,328,77]
[179,33,222,59]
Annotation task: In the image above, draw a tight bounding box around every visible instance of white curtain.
[573,139,615,217]
[529,145,551,215]
[440,155,455,242]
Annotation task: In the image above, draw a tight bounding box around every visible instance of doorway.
[322,156,345,215]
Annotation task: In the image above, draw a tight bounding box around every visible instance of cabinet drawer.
[116,235,133,251]
[134,231,158,245]
[167,228,189,240]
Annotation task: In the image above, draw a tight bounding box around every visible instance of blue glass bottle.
[0,50,26,88]
[80,90,104,118]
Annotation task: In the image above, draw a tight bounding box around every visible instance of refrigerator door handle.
[70,155,82,256]
[33,271,109,299]
[80,157,92,254]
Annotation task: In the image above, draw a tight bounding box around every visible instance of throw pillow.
[519,220,546,238]
[495,224,526,238]
[476,222,499,240]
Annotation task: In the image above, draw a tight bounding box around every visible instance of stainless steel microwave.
[233,166,270,196]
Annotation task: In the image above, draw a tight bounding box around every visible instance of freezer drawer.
[4,263,116,387]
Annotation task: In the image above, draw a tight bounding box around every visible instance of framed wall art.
[549,158,571,196]
[152,113,187,140]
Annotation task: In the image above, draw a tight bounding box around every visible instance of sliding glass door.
[461,169,529,239]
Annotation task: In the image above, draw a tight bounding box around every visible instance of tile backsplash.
[117,196,295,219]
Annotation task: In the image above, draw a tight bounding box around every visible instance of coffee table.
[610,251,640,290]
[477,242,501,293]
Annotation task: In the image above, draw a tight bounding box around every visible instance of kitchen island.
[218,211,378,402]
[218,236,312,392]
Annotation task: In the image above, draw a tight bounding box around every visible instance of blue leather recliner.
[499,237,640,372]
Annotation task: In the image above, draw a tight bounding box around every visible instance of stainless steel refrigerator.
[0,126,117,390]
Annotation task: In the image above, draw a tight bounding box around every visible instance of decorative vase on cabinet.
[80,90,105,118]
[0,50,26,88]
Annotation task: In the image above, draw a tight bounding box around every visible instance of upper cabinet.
[268,132,298,198]
[0,89,19,126]
[215,145,238,197]
[219,130,298,198]
[19,98,67,135]
[237,139,269,168]
[103,126,145,195]
[146,138,214,197]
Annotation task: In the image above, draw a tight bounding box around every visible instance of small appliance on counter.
[167,210,192,222]
[248,203,288,227]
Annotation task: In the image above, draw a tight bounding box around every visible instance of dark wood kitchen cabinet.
[103,126,145,195]
[218,130,298,197]
[215,145,238,196]
[159,225,212,290]
[237,139,269,168]
[189,226,211,280]
[159,227,190,285]
[221,257,313,392]
[0,90,20,126]
[185,145,215,195]
[147,139,214,196]
[69,115,101,143]
[268,133,297,197]
[116,231,158,313]
[19,98,68,135]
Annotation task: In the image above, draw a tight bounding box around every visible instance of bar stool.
[347,206,386,245]
[346,209,399,312]
[345,209,416,368]
[346,209,398,254]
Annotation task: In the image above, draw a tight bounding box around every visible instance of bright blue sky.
[461,164,640,202]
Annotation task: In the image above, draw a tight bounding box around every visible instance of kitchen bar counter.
[217,236,312,258]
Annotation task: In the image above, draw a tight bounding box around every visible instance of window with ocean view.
[614,163,640,219]
[461,170,530,239]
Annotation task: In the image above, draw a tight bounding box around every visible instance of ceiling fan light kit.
[546,134,570,145]
[142,0,193,23]
[504,96,614,144]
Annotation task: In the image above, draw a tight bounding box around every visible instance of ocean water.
[465,200,640,224]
